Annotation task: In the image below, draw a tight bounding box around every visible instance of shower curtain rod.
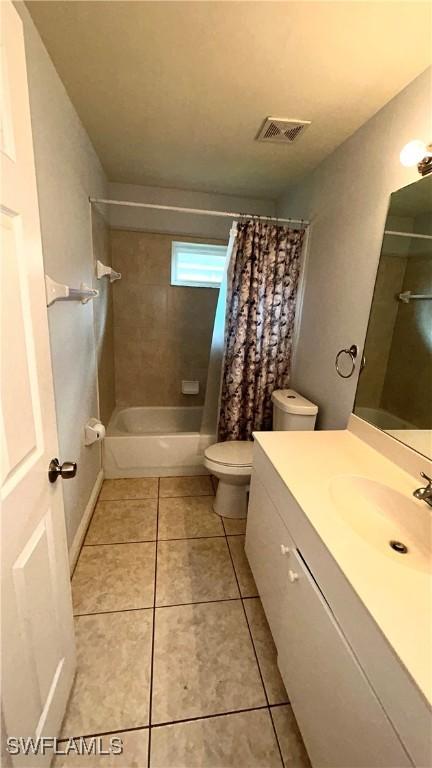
[89,197,309,227]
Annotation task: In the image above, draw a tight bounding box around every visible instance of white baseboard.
[69,469,104,575]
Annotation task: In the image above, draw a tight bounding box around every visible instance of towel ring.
[335,345,358,379]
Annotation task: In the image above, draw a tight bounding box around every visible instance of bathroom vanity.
[245,420,432,768]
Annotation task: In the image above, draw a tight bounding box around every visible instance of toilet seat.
[204,440,253,468]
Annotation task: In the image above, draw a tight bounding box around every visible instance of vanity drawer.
[277,548,412,768]
[245,472,294,650]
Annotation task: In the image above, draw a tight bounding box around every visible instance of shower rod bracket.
[398,290,432,304]
[96,260,121,283]
[45,275,99,306]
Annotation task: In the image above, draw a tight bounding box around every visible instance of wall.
[277,68,431,429]
[92,208,116,424]
[110,230,221,407]
[107,182,276,240]
[17,3,108,549]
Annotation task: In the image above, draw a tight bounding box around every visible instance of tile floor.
[58,476,311,768]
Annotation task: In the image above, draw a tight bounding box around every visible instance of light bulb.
[399,140,427,167]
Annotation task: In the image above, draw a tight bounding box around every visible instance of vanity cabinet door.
[277,549,412,768]
[245,473,294,649]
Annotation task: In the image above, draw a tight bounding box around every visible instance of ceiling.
[26,1,431,200]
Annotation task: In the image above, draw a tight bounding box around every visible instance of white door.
[1,2,76,764]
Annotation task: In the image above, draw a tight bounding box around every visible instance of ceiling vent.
[256,117,311,144]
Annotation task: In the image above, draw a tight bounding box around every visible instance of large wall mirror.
[354,174,432,459]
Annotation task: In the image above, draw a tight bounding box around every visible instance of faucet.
[413,472,432,507]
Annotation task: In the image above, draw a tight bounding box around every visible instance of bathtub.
[355,406,415,431]
[103,406,216,478]
[356,406,431,458]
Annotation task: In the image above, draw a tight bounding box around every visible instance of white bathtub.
[355,406,415,431]
[103,406,216,478]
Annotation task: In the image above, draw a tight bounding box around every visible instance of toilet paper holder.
[84,418,106,446]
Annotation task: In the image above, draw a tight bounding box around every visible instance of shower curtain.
[218,218,305,441]
[200,222,238,440]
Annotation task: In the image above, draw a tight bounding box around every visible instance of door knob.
[48,458,77,483]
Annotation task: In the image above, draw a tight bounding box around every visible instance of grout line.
[158,494,214,500]
[223,521,285,768]
[97,497,158,503]
[224,531,268,704]
[147,477,160,768]
[74,597,244,620]
[57,702,284,744]
[151,704,271,729]
[83,540,157,547]
[157,533,225,542]
[83,533,227,547]
[80,532,244,548]
[98,496,215,504]
[268,706,286,768]
[160,492,215,497]
[74,606,154,618]
[98,493,214,502]
[155,596,242,610]
[57,724,149,743]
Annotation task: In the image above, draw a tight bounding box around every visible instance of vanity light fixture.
[399,139,432,176]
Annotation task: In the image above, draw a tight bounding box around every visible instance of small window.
[171,241,228,288]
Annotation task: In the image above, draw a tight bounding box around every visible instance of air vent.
[256,117,311,144]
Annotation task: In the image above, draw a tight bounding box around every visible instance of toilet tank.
[271,389,318,431]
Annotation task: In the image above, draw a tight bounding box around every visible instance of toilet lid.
[205,440,253,467]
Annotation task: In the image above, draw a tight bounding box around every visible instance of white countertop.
[254,428,432,706]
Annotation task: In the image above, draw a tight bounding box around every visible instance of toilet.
[204,389,318,519]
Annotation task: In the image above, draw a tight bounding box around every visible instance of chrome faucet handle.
[420,472,432,486]
[413,472,432,507]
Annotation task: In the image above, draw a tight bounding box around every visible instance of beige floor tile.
[227,535,258,597]
[244,598,288,705]
[72,543,155,615]
[99,478,158,501]
[85,499,157,544]
[152,601,266,723]
[158,496,224,540]
[150,709,283,767]
[222,516,247,535]
[156,538,239,606]
[61,612,152,737]
[271,705,311,768]
[159,475,213,498]
[54,729,149,767]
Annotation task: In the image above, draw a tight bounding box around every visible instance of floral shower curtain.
[218,218,305,441]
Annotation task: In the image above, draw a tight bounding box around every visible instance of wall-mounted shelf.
[96,260,121,282]
[45,275,99,307]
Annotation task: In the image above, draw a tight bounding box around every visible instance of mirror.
[354,174,432,459]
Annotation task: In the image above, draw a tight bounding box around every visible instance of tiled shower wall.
[382,249,432,428]
[110,230,222,407]
[356,210,431,429]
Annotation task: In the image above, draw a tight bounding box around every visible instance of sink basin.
[329,476,432,573]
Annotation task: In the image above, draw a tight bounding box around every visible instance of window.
[171,241,228,288]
